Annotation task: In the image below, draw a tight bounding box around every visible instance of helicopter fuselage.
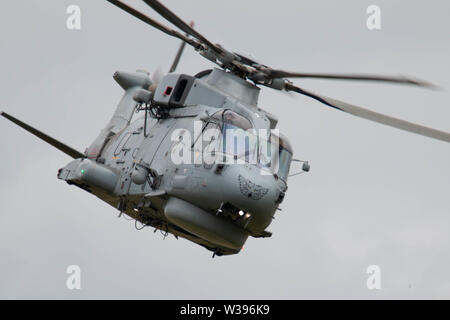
[57,68,291,256]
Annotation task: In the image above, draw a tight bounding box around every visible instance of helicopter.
[2,0,450,257]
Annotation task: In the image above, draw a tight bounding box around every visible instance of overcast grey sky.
[0,0,449,299]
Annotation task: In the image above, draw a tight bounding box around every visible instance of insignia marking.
[238,174,268,200]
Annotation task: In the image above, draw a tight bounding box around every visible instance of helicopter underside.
[60,169,242,256]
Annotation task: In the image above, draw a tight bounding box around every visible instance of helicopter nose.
[221,165,281,232]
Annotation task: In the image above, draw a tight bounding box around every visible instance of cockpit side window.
[191,121,219,165]
[258,133,293,181]
[211,110,257,164]
[211,110,252,130]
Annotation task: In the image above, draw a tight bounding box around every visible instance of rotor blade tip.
[424,82,443,91]
[401,75,441,90]
[413,81,441,91]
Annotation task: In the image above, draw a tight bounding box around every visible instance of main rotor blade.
[169,21,194,73]
[141,0,223,55]
[268,70,437,88]
[1,111,85,158]
[106,0,196,47]
[285,83,450,143]
[169,40,187,73]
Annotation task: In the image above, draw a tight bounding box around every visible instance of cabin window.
[210,110,257,164]
[191,121,221,167]
[259,133,293,181]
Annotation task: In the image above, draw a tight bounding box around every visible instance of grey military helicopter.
[2,0,450,256]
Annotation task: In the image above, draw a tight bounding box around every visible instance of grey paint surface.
[0,0,449,299]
